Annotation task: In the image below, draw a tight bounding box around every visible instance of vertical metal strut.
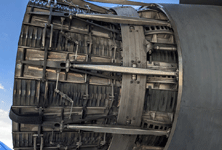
[108,7,147,150]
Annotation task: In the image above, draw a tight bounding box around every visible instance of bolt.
[132,75,137,81]
[129,26,135,32]
[126,119,131,125]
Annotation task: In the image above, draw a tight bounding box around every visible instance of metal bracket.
[33,134,44,150]
[100,133,106,146]
[76,130,82,149]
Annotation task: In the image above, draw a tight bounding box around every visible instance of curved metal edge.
[155,4,183,150]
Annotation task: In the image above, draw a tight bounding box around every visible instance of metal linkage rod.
[21,59,176,76]
[66,124,170,136]
[49,24,53,48]
[154,45,177,51]
[55,71,74,119]
[29,11,170,27]
[72,64,177,76]
[74,14,171,27]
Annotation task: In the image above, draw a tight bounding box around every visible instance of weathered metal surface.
[160,4,222,150]
[180,0,222,6]
[11,1,180,150]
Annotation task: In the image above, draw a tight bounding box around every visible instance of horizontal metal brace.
[145,30,174,35]
[21,60,62,69]
[147,77,177,84]
[75,14,171,27]
[69,68,121,80]
[21,60,120,69]
[153,45,177,51]
[72,64,177,76]
[44,111,81,116]
[145,42,177,52]
[29,11,66,17]
[64,115,116,124]
[21,60,176,76]
[29,11,170,27]
[20,60,121,80]
[11,106,107,115]
[66,124,170,136]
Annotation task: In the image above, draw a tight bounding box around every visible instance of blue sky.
[0,0,29,111]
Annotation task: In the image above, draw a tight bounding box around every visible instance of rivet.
[126,119,131,125]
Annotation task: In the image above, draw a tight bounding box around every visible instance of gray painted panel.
[180,0,222,6]
[161,4,222,150]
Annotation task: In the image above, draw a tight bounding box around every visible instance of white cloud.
[0,109,12,149]
[1,101,4,103]
[132,6,141,9]
[0,83,4,90]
